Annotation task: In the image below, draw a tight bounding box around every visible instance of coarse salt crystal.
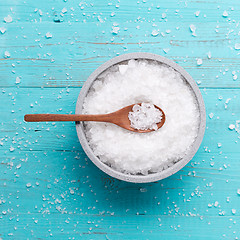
[151,29,159,37]
[189,24,197,36]
[45,32,52,39]
[16,77,21,84]
[62,7,67,13]
[4,15,12,23]
[4,51,10,58]
[195,11,200,17]
[197,58,203,66]
[163,48,170,54]
[119,65,128,75]
[0,27,6,34]
[112,26,120,34]
[229,124,235,130]
[9,146,15,152]
[208,113,214,119]
[97,16,104,23]
[222,10,228,17]
[128,103,162,131]
[16,164,21,169]
[235,43,240,50]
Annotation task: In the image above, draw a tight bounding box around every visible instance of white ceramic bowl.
[75,53,206,183]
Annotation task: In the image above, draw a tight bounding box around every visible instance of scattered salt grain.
[222,10,228,17]
[162,13,166,19]
[151,29,159,37]
[82,60,200,174]
[128,103,162,131]
[197,58,203,66]
[62,7,67,14]
[163,48,170,54]
[232,209,236,215]
[140,188,147,192]
[195,11,200,17]
[26,183,32,188]
[45,32,52,39]
[233,74,237,81]
[15,77,21,84]
[235,43,240,50]
[9,146,15,152]
[0,27,6,34]
[237,189,240,195]
[229,124,235,130]
[97,16,104,23]
[208,113,214,119]
[112,26,120,34]
[189,24,197,36]
[4,15,12,23]
[16,164,21,169]
[4,51,10,58]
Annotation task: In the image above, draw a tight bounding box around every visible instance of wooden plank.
[0,20,239,88]
[0,214,240,239]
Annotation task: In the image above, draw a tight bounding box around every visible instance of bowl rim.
[75,52,206,183]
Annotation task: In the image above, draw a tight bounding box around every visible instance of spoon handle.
[24,114,113,123]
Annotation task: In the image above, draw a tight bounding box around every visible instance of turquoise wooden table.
[1,0,240,239]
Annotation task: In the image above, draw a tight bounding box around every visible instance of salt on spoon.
[24,103,165,133]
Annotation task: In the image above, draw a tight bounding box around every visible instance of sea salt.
[235,43,240,50]
[208,113,214,119]
[151,29,159,37]
[4,51,10,58]
[189,24,197,36]
[197,58,203,66]
[112,26,120,34]
[237,189,240,195]
[222,10,228,17]
[195,11,200,17]
[45,32,52,39]
[0,27,6,34]
[15,77,21,84]
[82,60,200,175]
[128,103,162,131]
[4,15,12,23]
[62,7,67,14]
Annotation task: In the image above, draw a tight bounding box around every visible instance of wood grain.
[1,0,240,239]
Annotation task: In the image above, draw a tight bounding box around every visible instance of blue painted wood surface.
[1,0,240,239]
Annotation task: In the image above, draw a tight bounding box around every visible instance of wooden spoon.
[24,104,165,133]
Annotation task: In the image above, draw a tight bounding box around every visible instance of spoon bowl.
[111,103,165,133]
